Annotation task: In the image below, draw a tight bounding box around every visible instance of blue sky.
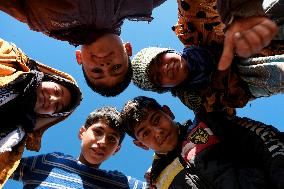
[1,1,283,188]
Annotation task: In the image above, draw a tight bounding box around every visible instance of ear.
[75,50,82,65]
[113,145,121,155]
[162,105,175,119]
[78,126,86,140]
[124,42,132,57]
[133,139,149,150]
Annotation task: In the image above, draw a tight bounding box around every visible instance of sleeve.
[152,0,167,8]
[9,155,42,182]
[205,113,284,189]
[127,176,148,189]
[0,38,30,75]
[217,0,266,25]
[171,89,203,114]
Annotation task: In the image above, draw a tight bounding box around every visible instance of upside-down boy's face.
[149,52,188,88]
[77,34,132,89]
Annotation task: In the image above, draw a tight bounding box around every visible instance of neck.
[78,154,100,168]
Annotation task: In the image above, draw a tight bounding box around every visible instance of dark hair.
[121,96,162,139]
[82,57,132,97]
[83,106,125,144]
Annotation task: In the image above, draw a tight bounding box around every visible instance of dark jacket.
[151,114,284,189]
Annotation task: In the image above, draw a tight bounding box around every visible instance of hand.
[218,16,278,70]
[144,168,156,189]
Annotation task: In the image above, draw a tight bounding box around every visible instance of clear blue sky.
[1,1,283,188]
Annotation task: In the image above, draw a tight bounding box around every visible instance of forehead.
[93,72,126,88]
[133,109,157,133]
[42,81,67,89]
[89,119,120,135]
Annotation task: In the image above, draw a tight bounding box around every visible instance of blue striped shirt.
[10,152,147,189]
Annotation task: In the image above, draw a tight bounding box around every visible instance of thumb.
[218,33,235,71]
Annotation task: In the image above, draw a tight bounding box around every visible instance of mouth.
[159,133,170,147]
[90,148,105,157]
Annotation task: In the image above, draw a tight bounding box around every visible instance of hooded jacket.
[0,38,82,187]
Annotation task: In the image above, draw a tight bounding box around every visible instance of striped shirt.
[10,152,147,189]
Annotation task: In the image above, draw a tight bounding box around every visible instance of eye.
[108,135,118,143]
[54,86,60,96]
[142,130,150,139]
[151,71,162,86]
[153,116,160,125]
[55,102,59,113]
[93,129,103,136]
[113,64,121,72]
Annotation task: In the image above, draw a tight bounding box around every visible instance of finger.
[218,32,234,71]
[234,19,278,57]
[257,19,278,46]
[234,32,253,58]
[260,18,278,38]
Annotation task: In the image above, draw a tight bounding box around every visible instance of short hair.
[82,57,132,97]
[83,106,125,144]
[121,96,162,139]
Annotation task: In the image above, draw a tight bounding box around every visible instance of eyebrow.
[149,111,158,124]
[136,112,157,137]
[93,76,104,80]
[96,126,120,138]
[61,86,64,96]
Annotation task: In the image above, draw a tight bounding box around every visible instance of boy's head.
[34,73,82,118]
[78,106,125,167]
[35,81,71,115]
[76,33,133,97]
[131,47,188,93]
[121,96,179,154]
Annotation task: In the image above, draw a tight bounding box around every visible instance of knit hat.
[131,47,175,93]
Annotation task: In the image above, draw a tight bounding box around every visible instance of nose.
[97,135,107,147]
[93,56,111,67]
[49,94,60,104]
[153,127,163,139]
[161,63,168,76]
[100,62,111,67]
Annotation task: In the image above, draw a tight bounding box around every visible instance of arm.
[152,0,167,8]
[217,0,265,25]
[9,155,39,182]
[205,113,284,189]
[216,0,278,71]
[0,38,30,75]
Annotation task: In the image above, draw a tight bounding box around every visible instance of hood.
[25,60,82,151]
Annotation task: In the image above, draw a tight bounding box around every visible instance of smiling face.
[34,81,71,115]
[78,120,121,167]
[149,52,189,88]
[76,34,132,89]
[133,106,179,154]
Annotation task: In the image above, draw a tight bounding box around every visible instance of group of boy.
[0,0,284,189]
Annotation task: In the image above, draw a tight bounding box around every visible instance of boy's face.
[149,52,188,88]
[76,34,132,89]
[79,120,121,167]
[34,81,71,115]
[133,106,179,154]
